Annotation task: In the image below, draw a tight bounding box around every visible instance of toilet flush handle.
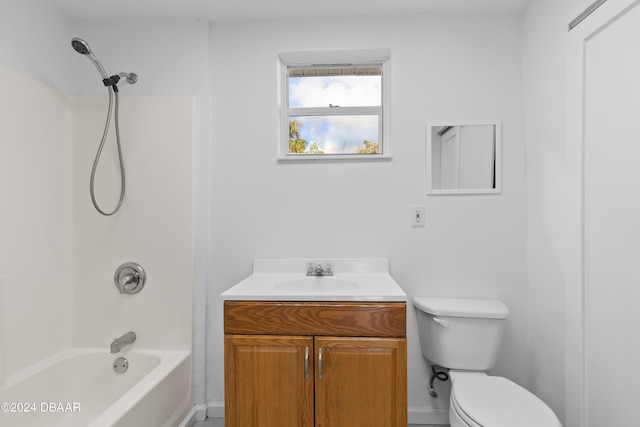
[433,316,450,327]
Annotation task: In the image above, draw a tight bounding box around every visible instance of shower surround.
[0,65,195,425]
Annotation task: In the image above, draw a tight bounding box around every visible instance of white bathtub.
[0,348,191,427]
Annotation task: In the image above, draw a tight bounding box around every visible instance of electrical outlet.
[410,205,425,227]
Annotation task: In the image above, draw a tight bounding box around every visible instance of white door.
[568,1,640,425]
[440,127,459,189]
[458,125,495,189]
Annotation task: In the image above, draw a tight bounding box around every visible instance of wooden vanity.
[224,300,407,427]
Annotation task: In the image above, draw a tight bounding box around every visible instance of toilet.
[413,297,562,427]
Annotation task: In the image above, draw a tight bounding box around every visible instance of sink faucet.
[306,263,334,276]
[110,331,136,354]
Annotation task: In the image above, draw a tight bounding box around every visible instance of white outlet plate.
[410,205,425,227]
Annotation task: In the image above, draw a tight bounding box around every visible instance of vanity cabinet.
[224,301,407,427]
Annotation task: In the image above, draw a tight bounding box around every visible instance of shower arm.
[118,72,138,84]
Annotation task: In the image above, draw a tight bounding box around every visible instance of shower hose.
[90,84,125,216]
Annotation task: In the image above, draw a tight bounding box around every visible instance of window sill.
[277,154,392,162]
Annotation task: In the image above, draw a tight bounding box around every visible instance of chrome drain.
[113,357,129,374]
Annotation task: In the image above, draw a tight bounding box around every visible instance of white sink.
[221,258,406,302]
[274,277,359,292]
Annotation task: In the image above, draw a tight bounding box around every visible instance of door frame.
[566,1,640,426]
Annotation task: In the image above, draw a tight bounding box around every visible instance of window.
[279,50,391,160]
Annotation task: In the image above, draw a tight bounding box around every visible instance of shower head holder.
[103,73,138,92]
[103,74,121,91]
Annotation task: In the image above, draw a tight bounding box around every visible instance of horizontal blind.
[288,65,382,77]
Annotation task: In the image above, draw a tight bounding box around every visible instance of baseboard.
[205,401,225,419]
[408,406,449,425]
[177,403,208,427]
[179,402,449,426]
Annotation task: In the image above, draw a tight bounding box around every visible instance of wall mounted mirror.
[426,121,501,195]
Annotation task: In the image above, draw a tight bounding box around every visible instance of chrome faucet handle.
[306,262,334,276]
[323,263,333,276]
[114,262,146,295]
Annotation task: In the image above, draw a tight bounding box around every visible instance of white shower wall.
[0,65,75,382]
[71,95,195,351]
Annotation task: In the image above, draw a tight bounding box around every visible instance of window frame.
[278,49,391,160]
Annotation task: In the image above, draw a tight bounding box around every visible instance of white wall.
[207,13,527,423]
[70,20,210,97]
[522,0,591,424]
[0,0,72,92]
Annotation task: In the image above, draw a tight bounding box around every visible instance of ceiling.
[50,0,531,23]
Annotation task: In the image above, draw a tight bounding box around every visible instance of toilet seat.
[451,389,483,427]
[451,375,562,427]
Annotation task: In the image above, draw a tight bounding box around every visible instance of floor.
[194,419,224,427]
[194,420,442,427]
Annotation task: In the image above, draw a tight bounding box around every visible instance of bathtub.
[0,348,191,427]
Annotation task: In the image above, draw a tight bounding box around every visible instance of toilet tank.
[413,297,509,370]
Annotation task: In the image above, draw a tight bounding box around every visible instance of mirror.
[426,121,501,195]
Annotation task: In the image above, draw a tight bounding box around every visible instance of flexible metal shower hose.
[90,86,125,216]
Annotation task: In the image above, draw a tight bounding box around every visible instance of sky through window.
[288,74,382,154]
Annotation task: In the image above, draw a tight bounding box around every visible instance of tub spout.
[111,331,136,354]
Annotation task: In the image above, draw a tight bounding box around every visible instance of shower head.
[71,37,109,80]
[71,38,91,55]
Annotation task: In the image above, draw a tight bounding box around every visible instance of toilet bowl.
[448,371,561,427]
[413,297,562,427]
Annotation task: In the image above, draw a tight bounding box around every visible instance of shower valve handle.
[114,262,146,295]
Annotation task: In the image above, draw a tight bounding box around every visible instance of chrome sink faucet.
[110,331,136,354]
[306,262,334,276]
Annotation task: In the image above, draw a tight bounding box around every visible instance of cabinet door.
[314,337,407,427]
[225,335,314,427]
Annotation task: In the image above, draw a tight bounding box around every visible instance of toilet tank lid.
[413,297,509,319]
